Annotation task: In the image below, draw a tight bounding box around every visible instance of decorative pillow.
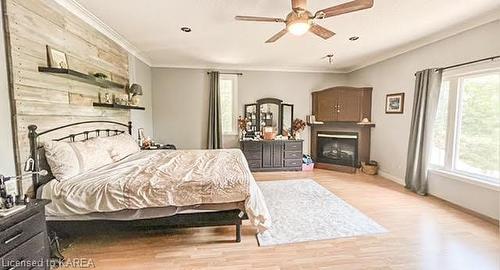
[43,138,114,181]
[70,139,114,172]
[43,141,80,181]
[96,133,140,161]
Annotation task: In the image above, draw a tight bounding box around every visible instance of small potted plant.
[292,118,306,140]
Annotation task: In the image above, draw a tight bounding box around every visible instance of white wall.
[128,55,154,139]
[347,20,500,219]
[0,4,16,176]
[151,68,348,152]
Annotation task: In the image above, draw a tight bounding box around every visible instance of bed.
[28,121,271,242]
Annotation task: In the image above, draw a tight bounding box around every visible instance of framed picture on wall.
[46,45,68,69]
[385,93,405,114]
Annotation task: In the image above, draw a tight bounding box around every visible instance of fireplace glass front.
[317,132,359,167]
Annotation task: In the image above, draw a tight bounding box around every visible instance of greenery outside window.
[430,62,500,185]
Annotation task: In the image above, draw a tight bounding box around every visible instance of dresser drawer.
[284,141,302,151]
[1,232,47,270]
[0,212,44,256]
[284,159,302,167]
[242,142,262,151]
[284,151,302,159]
[247,159,262,169]
[244,151,261,160]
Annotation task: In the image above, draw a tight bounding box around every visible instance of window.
[219,74,238,135]
[430,63,500,185]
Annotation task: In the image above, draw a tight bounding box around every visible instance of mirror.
[244,104,258,132]
[244,98,294,138]
[281,104,293,136]
[259,103,280,133]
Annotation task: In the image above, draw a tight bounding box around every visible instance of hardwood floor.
[62,169,499,270]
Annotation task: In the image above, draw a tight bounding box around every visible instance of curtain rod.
[414,55,499,76]
[207,71,243,76]
[438,55,500,72]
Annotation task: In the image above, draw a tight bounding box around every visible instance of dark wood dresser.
[0,200,51,270]
[240,140,303,172]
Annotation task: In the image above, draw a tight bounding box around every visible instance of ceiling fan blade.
[310,24,335,40]
[235,16,284,23]
[291,0,307,11]
[265,29,288,43]
[315,0,373,19]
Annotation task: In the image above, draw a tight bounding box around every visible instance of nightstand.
[0,199,51,270]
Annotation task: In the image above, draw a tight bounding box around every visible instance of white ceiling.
[74,0,500,73]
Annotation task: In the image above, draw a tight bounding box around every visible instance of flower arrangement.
[237,116,250,139]
[237,116,249,132]
[292,118,306,139]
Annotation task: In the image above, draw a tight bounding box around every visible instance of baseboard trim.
[377,170,499,225]
[378,170,405,185]
[429,194,499,226]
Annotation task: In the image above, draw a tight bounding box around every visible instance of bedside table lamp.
[127,83,143,106]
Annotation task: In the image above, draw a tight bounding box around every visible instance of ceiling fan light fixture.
[287,21,311,36]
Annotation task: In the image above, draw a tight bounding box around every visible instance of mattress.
[41,149,271,231]
[45,201,245,221]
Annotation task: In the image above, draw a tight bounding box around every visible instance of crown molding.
[54,0,152,66]
[151,64,349,74]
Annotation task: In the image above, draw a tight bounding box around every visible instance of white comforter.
[42,149,271,231]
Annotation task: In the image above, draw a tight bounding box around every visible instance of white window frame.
[219,74,239,136]
[431,61,500,186]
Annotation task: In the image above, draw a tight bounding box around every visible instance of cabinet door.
[360,88,372,120]
[272,142,283,168]
[314,91,337,122]
[262,143,272,168]
[337,89,362,122]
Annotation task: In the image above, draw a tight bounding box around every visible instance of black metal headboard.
[28,121,132,195]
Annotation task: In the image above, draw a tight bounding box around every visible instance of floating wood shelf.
[93,103,145,110]
[38,67,126,89]
[357,123,376,128]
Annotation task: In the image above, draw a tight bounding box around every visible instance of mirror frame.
[257,98,283,134]
[244,103,258,132]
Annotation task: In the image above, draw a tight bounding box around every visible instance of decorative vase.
[294,132,301,140]
[130,95,141,106]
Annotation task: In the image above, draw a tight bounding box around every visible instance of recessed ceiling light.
[181,27,192,33]
[349,36,359,41]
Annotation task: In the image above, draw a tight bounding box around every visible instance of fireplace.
[316,132,359,168]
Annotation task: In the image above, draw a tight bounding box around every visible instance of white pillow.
[96,133,140,161]
[43,141,80,181]
[71,139,114,172]
[43,138,114,181]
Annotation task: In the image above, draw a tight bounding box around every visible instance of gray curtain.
[404,68,442,195]
[207,71,222,149]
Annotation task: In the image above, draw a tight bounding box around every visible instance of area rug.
[256,179,387,246]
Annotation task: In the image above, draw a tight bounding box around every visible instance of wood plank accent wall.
[2,0,130,193]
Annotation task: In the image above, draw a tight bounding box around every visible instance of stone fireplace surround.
[311,122,371,173]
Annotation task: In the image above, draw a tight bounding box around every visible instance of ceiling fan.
[235,0,373,43]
